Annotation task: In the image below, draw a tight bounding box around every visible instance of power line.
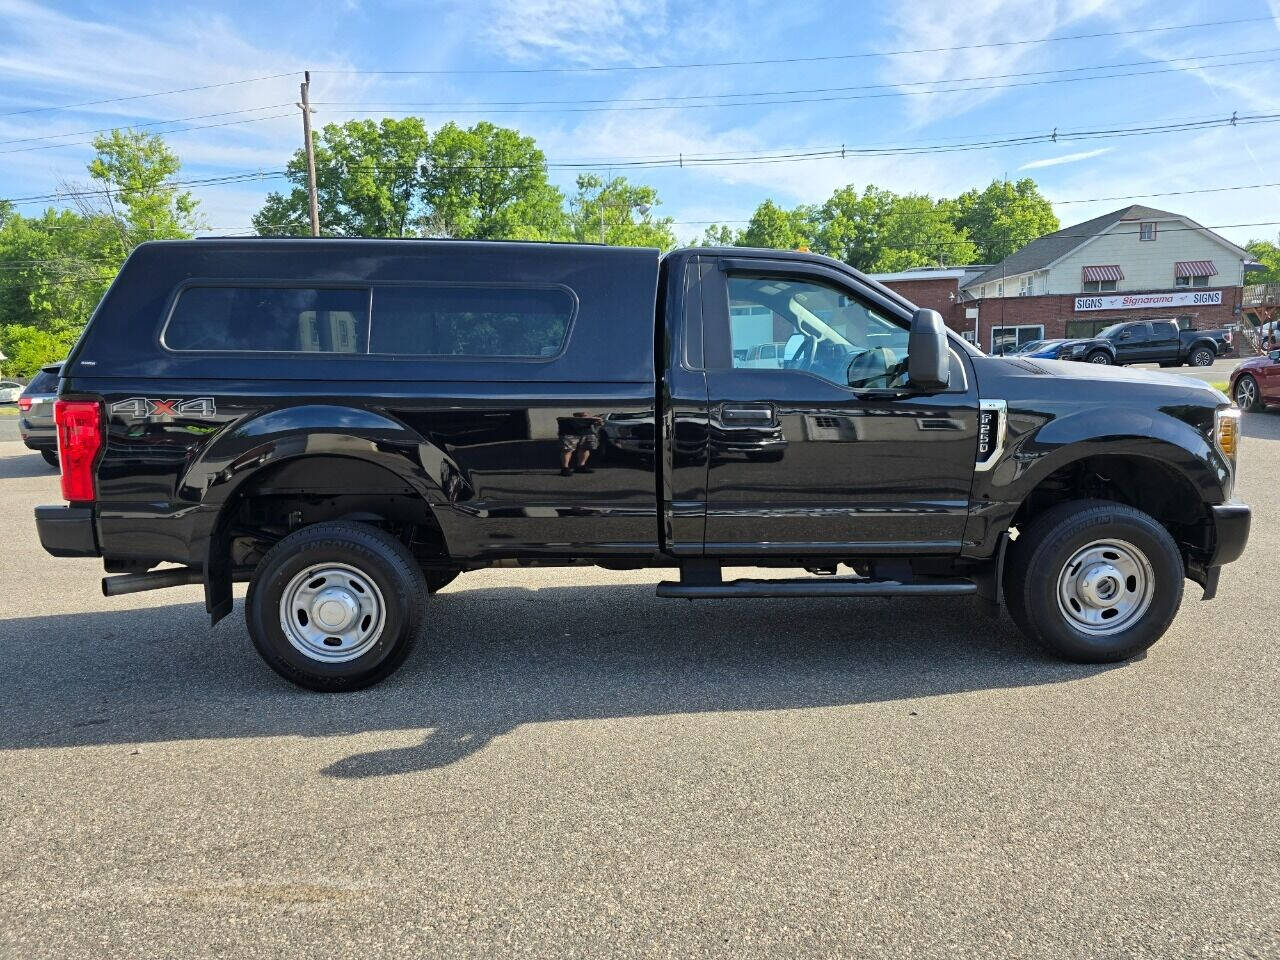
[314,54,1280,115]
[0,112,296,157]
[0,104,294,148]
[0,73,298,119]
[4,113,1279,208]
[310,15,1276,75]
[313,48,1280,111]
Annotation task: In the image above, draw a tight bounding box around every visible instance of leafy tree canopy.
[1245,234,1280,284]
[566,174,675,249]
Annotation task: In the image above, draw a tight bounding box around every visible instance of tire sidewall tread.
[246,521,428,691]
[1006,499,1184,663]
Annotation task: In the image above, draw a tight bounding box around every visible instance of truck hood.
[1013,356,1228,399]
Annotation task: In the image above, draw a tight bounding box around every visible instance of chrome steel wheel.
[279,562,386,663]
[1056,538,1154,637]
[1235,377,1258,410]
[1191,349,1213,367]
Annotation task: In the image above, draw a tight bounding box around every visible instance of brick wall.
[877,277,972,336]
[879,277,1245,354]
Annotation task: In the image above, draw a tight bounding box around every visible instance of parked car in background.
[18,364,61,467]
[0,379,24,403]
[739,341,791,368]
[1229,349,1280,412]
[1042,320,1232,366]
[1016,340,1066,358]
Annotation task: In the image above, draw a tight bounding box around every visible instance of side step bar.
[656,577,976,599]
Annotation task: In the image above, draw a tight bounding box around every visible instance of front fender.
[964,403,1230,556]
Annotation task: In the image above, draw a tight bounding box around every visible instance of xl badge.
[111,397,216,420]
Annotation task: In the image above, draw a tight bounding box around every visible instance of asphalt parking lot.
[2,414,1278,959]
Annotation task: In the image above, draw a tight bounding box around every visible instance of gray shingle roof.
[962,205,1203,290]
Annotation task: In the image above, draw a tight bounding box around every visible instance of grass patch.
[0,406,18,417]
[1210,381,1229,394]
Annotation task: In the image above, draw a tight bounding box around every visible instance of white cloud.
[876,0,1125,125]
[481,0,671,66]
[1019,147,1113,170]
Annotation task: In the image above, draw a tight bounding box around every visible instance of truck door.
[1111,322,1148,363]
[1148,320,1179,362]
[700,259,979,555]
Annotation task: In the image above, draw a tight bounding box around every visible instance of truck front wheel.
[1085,350,1111,365]
[245,521,427,691]
[1004,500,1183,663]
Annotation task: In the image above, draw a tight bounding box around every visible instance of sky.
[1,0,1278,252]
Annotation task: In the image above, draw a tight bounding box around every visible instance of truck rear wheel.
[40,450,59,468]
[1189,346,1214,366]
[245,521,427,691]
[1005,500,1183,663]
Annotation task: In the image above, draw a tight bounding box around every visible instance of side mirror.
[1270,349,1280,363]
[908,308,950,391]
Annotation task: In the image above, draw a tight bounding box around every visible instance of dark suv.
[18,364,61,468]
[33,240,1251,691]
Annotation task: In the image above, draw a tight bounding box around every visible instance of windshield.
[1098,323,1126,339]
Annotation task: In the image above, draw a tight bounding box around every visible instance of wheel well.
[1011,454,1212,557]
[214,455,450,573]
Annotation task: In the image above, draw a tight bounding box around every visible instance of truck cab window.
[725,275,909,390]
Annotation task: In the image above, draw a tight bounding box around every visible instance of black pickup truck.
[1046,319,1232,367]
[35,240,1250,690]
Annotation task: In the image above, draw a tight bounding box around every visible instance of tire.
[40,449,59,468]
[1234,374,1263,412]
[1005,499,1183,663]
[1189,346,1214,367]
[1085,350,1112,365]
[245,521,427,691]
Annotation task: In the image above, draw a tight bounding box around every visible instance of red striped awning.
[1175,260,1218,277]
[1082,265,1124,282]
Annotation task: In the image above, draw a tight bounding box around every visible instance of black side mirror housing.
[908,308,950,391]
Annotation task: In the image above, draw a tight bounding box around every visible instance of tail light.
[18,396,31,412]
[54,399,104,501]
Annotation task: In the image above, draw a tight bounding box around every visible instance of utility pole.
[298,71,320,237]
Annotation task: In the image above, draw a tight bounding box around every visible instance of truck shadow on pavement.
[0,584,1123,775]
[0,452,58,480]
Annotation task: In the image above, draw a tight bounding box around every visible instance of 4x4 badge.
[111,397,216,420]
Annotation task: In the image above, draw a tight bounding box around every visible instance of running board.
[656,577,977,599]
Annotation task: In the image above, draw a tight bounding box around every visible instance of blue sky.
[2,0,1278,250]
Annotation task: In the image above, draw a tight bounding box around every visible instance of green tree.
[0,130,195,374]
[566,174,675,248]
[421,122,566,240]
[952,178,1058,263]
[739,199,816,251]
[1245,234,1280,284]
[812,185,976,271]
[87,129,200,248]
[254,117,432,237]
[697,223,738,246]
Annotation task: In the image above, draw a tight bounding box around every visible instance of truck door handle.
[721,403,775,423]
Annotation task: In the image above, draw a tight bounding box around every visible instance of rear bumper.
[34,505,100,558]
[19,419,55,449]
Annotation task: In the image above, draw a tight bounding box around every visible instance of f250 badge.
[110,397,216,420]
